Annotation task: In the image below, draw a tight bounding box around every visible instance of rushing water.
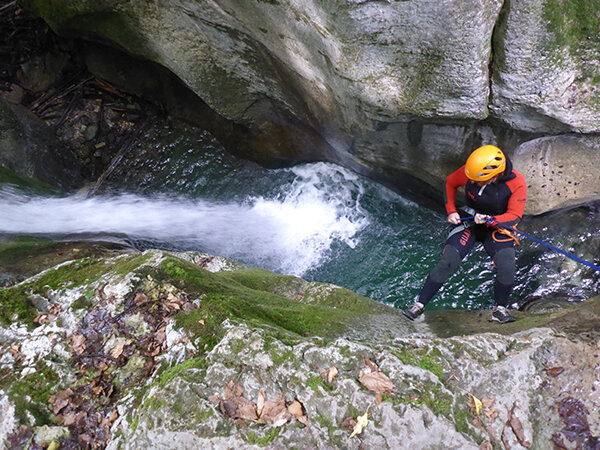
[2,123,599,310]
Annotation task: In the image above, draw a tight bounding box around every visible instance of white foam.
[0,163,369,276]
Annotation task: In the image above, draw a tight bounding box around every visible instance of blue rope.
[456,215,600,271]
[491,218,600,272]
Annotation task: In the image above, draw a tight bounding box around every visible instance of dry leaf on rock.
[359,371,395,394]
[375,393,383,405]
[364,358,379,372]
[224,381,244,399]
[260,392,291,426]
[287,400,303,418]
[70,334,86,355]
[323,366,338,383]
[468,393,483,415]
[256,389,266,417]
[341,416,357,431]
[234,397,259,421]
[208,394,220,404]
[349,411,369,438]
[508,407,530,447]
[288,399,308,426]
[479,441,493,450]
[484,407,498,423]
[481,396,495,409]
[110,340,132,359]
[546,366,564,377]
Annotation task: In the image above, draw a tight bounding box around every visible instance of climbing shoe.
[489,305,515,324]
[403,301,425,321]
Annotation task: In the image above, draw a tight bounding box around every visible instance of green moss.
[156,357,208,388]
[158,256,380,341]
[243,427,280,447]
[543,0,600,56]
[390,348,445,380]
[0,288,38,327]
[306,376,334,396]
[6,361,60,425]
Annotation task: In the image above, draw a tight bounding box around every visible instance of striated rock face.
[490,0,600,133]
[1,241,599,449]
[17,1,600,210]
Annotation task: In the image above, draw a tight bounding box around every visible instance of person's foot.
[489,305,515,323]
[403,301,425,321]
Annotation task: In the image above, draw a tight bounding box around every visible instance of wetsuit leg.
[483,235,516,306]
[418,227,476,305]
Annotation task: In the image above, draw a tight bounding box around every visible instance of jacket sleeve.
[492,171,527,226]
[445,165,468,214]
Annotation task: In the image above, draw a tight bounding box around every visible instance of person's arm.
[445,165,469,215]
[491,171,527,226]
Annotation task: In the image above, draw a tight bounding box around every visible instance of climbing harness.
[454,214,600,271]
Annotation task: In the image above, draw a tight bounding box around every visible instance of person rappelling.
[403,145,527,323]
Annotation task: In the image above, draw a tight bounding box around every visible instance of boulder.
[0,98,84,191]
[512,134,600,214]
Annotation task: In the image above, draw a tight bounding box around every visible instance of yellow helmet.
[464,145,506,181]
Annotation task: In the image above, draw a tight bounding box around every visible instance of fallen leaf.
[484,407,498,423]
[70,334,86,355]
[110,342,128,359]
[260,392,291,426]
[288,400,303,418]
[134,292,150,305]
[359,371,395,394]
[479,441,493,450]
[468,393,483,415]
[198,319,205,326]
[256,389,266,417]
[364,358,379,372]
[341,416,357,431]
[546,367,564,377]
[349,411,369,438]
[208,394,220,404]
[9,344,21,357]
[224,381,244,400]
[508,407,529,447]
[234,397,258,421]
[375,393,383,405]
[481,396,495,409]
[323,366,338,383]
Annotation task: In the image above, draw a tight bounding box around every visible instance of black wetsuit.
[417,156,527,307]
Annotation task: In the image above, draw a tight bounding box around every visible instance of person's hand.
[447,212,461,225]
[475,213,491,224]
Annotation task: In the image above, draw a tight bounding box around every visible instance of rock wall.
[21,0,600,213]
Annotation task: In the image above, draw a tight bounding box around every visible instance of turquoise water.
[2,122,599,310]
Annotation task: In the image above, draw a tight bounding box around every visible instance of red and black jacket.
[444,156,527,227]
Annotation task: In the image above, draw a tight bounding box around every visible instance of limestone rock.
[513,135,600,214]
[491,0,600,133]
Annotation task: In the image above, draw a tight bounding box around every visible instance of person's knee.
[430,245,462,283]
[494,247,516,285]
